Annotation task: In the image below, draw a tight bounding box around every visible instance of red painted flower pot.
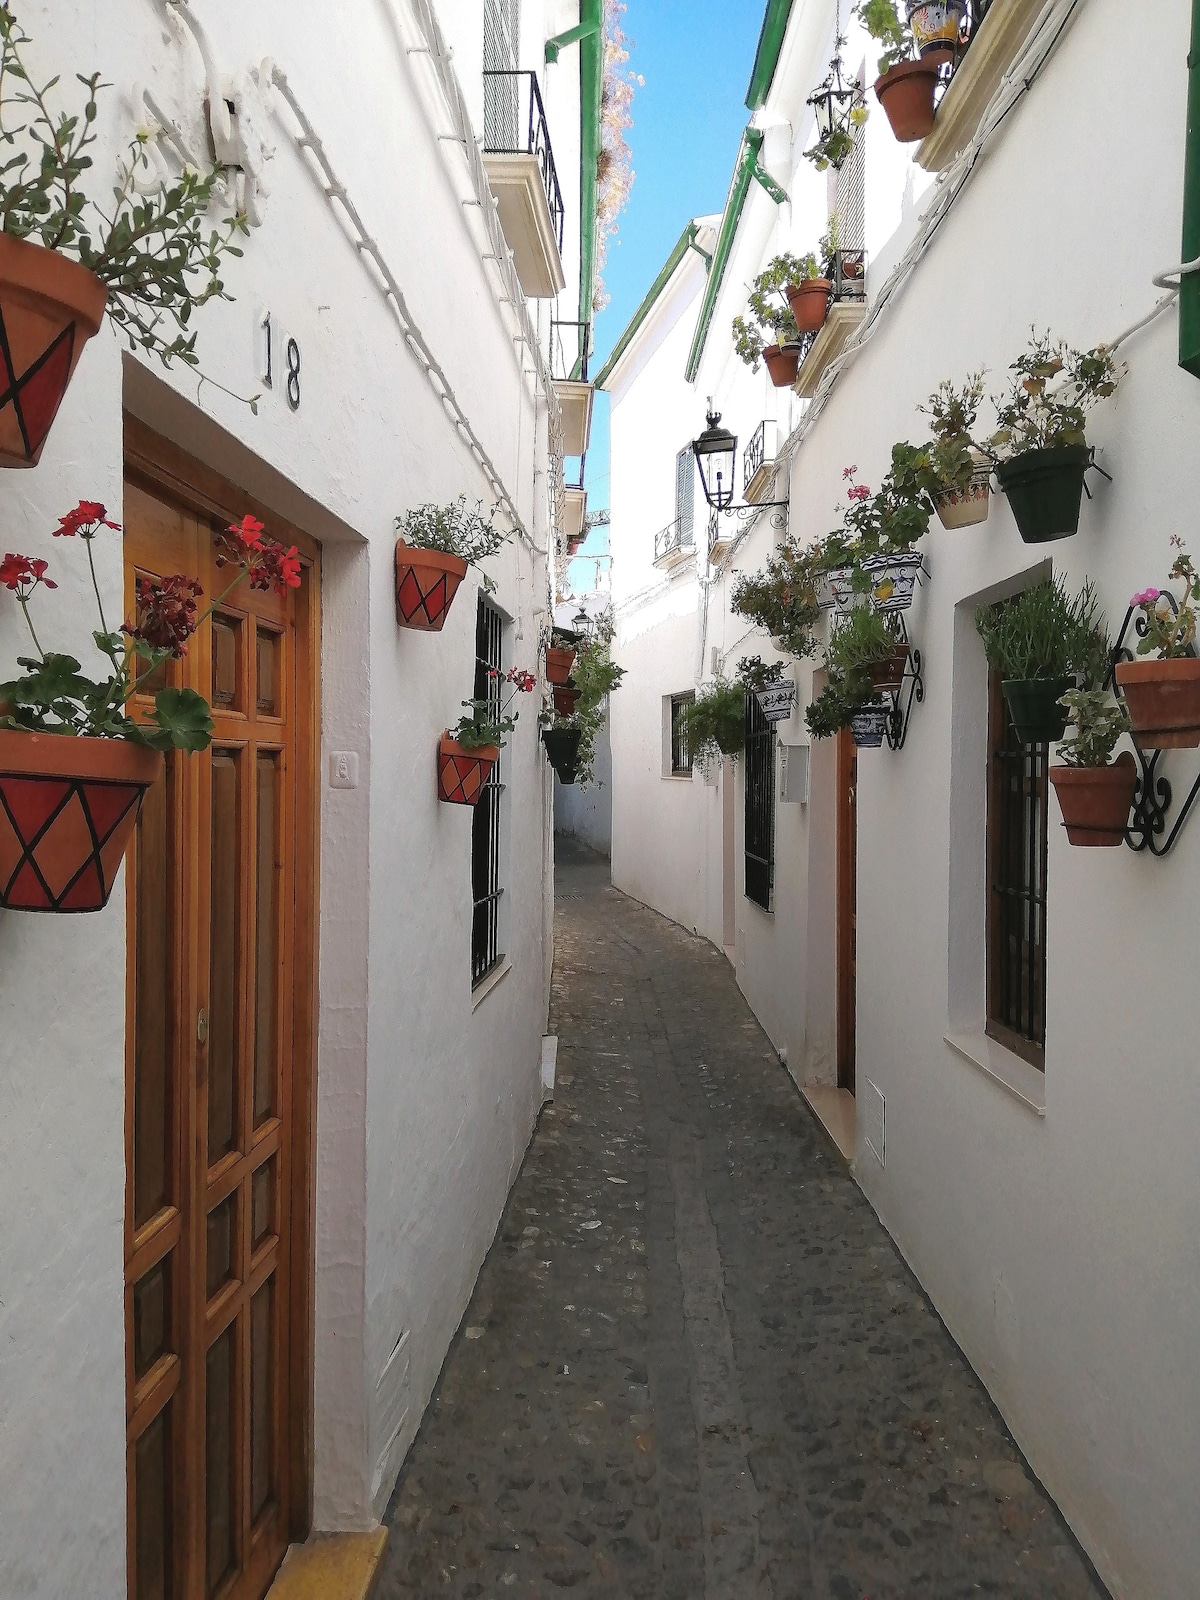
[762,344,802,388]
[1115,658,1200,750]
[437,735,499,806]
[785,279,832,333]
[395,540,469,631]
[1049,754,1137,847]
[874,53,951,142]
[0,234,108,469]
[552,683,581,716]
[545,646,576,685]
[0,730,163,912]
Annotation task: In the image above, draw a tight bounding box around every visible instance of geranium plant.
[987,334,1121,461]
[1055,688,1130,768]
[1129,537,1200,658]
[732,252,812,372]
[0,504,300,750]
[396,496,509,566]
[731,543,822,658]
[540,612,625,786]
[449,667,535,750]
[920,373,986,495]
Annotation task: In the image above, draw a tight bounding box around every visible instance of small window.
[744,692,775,911]
[669,693,694,775]
[472,597,505,985]
[986,672,1048,1068]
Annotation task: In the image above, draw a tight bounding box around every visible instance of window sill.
[916,0,1043,173]
[662,772,694,781]
[943,1030,1046,1117]
[472,955,512,1009]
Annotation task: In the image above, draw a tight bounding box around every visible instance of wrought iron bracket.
[1107,604,1200,856]
[885,614,924,753]
[717,498,790,532]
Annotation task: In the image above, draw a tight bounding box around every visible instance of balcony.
[743,421,780,505]
[654,517,695,572]
[562,486,587,550]
[794,252,869,400]
[483,71,566,298]
[708,506,733,566]
[551,319,594,458]
[916,0,1041,172]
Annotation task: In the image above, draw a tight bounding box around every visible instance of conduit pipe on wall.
[1181,0,1200,376]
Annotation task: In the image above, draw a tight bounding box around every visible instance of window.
[834,94,866,251]
[472,597,505,984]
[744,692,775,911]
[669,693,694,775]
[674,446,695,544]
[986,672,1048,1068]
[483,0,521,148]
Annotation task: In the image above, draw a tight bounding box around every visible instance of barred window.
[834,79,866,250]
[744,692,775,911]
[670,693,694,775]
[472,597,505,984]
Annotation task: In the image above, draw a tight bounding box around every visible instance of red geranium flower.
[246,539,302,596]
[1,553,57,596]
[229,514,266,550]
[124,574,205,658]
[55,501,121,538]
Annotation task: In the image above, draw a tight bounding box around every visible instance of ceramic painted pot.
[545,646,577,685]
[753,680,797,724]
[0,730,162,912]
[907,0,966,56]
[861,551,925,613]
[996,445,1092,544]
[874,53,950,142]
[820,565,857,613]
[1115,658,1200,750]
[850,707,890,749]
[1002,676,1072,746]
[395,540,469,630]
[437,735,498,806]
[935,452,992,529]
[786,278,832,333]
[763,343,802,388]
[1049,753,1137,846]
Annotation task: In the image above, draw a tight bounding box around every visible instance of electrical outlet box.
[779,743,810,804]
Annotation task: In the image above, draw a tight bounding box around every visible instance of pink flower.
[847,484,871,502]
[842,466,857,480]
[1130,588,1160,607]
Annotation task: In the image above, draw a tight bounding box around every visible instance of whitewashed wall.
[0,0,577,1592]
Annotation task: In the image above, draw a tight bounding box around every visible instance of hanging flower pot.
[1114,658,1200,750]
[552,682,582,717]
[868,644,911,694]
[786,279,832,334]
[851,707,890,749]
[752,680,797,724]
[1048,754,1137,847]
[0,234,108,470]
[0,730,162,912]
[395,540,469,631]
[820,565,857,612]
[545,646,576,685]
[437,734,498,806]
[873,54,949,142]
[861,551,925,613]
[542,726,582,784]
[906,1,966,56]
[995,445,1092,544]
[1001,676,1073,746]
[935,452,992,530]
[763,343,802,388]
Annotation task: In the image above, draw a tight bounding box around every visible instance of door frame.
[122,414,322,1557]
[836,727,856,1095]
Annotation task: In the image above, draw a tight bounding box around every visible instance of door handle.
[197,1008,209,1046]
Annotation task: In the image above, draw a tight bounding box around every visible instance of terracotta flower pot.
[542,726,582,784]
[851,707,890,749]
[0,730,162,912]
[763,343,802,388]
[0,234,108,469]
[545,646,576,685]
[874,53,950,142]
[1001,676,1072,746]
[868,644,911,694]
[1049,754,1137,847]
[996,445,1091,544]
[935,452,992,530]
[1115,658,1200,750]
[395,539,469,631]
[785,279,832,333]
[437,734,498,806]
[552,683,582,717]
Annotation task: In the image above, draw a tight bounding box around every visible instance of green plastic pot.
[1002,676,1072,745]
[996,445,1091,543]
[542,726,582,784]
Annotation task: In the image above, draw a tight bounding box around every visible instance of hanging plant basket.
[1114,658,1200,750]
[0,234,108,470]
[874,54,949,142]
[1048,754,1137,847]
[395,540,469,631]
[868,644,911,694]
[437,734,498,806]
[1001,676,1072,746]
[0,730,162,912]
[861,551,925,613]
[545,646,576,685]
[752,680,797,724]
[786,279,832,334]
[820,565,857,613]
[542,726,582,784]
[851,707,890,749]
[935,452,992,530]
[995,445,1092,544]
[906,1,966,56]
[552,682,582,717]
[763,343,802,388]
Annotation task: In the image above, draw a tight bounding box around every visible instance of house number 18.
[261,313,301,412]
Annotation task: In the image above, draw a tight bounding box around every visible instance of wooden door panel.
[836,730,857,1095]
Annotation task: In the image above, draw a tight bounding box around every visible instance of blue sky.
[568,0,768,583]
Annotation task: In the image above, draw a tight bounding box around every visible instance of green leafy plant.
[682,679,746,770]
[920,373,987,496]
[736,655,785,692]
[1129,537,1200,658]
[731,251,813,372]
[974,578,1109,684]
[805,102,868,174]
[551,625,582,650]
[539,612,624,785]
[0,8,250,376]
[826,604,897,675]
[396,496,509,565]
[449,667,536,749]
[988,332,1121,459]
[731,544,822,659]
[855,0,912,72]
[0,504,301,750]
[805,668,881,740]
[1055,688,1130,768]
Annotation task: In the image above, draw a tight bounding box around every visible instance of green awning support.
[1181,0,1200,377]
[546,18,601,65]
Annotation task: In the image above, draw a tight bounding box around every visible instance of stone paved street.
[379,840,1106,1599]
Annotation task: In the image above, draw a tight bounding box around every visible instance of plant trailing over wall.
[855,0,912,72]
[541,611,624,786]
[732,252,812,372]
[682,678,745,772]
[805,668,882,740]
[593,0,642,313]
[974,579,1107,686]
[735,655,785,692]
[731,543,822,659]
[396,497,509,566]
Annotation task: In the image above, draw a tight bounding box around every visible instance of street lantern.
[807,35,855,146]
[692,405,737,512]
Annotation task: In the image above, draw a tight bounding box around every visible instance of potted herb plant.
[987,334,1121,543]
[545,626,580,685]
[783,252,830,337]
[856,0,953,143]
[395,497,509,631]
[541,613,625,785]
[920,374,992,529]
[827,603,909,694]
[1116,538,1200,749]
[974,578,1108,746]
[0,503,300,911]
[730,544,822,658]
[1048,688,1135,847]
[732,253,809,387]
[682,679,747,774]
[805,668,889,748]
[0,12,252,467]
[737,656,797,723]
[438,667,535,806]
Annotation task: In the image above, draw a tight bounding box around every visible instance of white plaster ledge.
[916,0,1042,172]
[471,956,512,1010]
[943,1031,1046,1116]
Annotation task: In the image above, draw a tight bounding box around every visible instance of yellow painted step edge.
[266,1528,389,1600]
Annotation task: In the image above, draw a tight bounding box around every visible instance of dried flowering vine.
[0,502,301,751]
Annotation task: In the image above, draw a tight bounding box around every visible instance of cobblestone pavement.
[379,839,1106,1599]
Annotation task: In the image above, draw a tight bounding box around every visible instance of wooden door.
[836,728,857,1095]
[123,429,319,1600]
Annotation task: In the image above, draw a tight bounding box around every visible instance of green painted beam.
[1181,0,1200,377]
[746,0,795,111]
[594,222,706,389]
[685,129,762,384]
[546,18,600,64]
[575,0,604,378]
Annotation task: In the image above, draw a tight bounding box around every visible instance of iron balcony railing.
[655,517,694,565]
[551,318,592,382]
[832,249,867,302]
[744,422,767,494]
[483,70,565,253]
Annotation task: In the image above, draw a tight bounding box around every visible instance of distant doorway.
[836,728,857,1094]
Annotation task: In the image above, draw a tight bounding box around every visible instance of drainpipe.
[546,17,601,64]
[575,0,604,378]
[1181,0,1200,376]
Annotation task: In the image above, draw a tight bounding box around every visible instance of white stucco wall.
[0,0,580,1592]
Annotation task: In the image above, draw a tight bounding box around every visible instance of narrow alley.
[378,842,1105,1599]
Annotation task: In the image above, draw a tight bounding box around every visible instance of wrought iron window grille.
[482,70,565,251]
[744,692,776,911]
[744,422,767,493]
[654,518,694,564]
[670,693,694,775]
[471,597,505,984]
